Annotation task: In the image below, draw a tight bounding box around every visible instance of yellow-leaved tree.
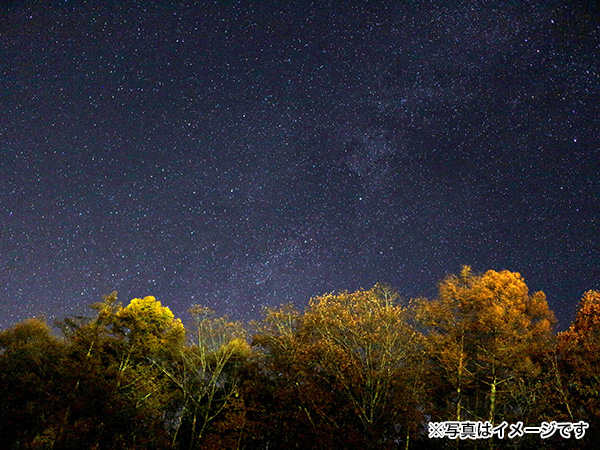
[56,292,185,449]
[116,295,185,357]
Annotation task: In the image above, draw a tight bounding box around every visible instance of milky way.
[1,1,599,330]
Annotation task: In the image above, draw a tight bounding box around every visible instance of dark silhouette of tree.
[0,318,66,449]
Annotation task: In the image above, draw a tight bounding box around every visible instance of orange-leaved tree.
[557,290,600,442]
[254,284,424,449]
[417,267,556,426]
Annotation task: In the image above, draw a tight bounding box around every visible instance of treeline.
[0,267,598,449]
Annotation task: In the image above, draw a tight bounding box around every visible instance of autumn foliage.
[0,268,597,449]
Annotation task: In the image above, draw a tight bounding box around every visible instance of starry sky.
[1,1,599,331]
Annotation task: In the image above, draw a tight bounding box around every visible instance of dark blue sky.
[1,0,599,330]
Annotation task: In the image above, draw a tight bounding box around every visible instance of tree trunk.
[489,376,496,424]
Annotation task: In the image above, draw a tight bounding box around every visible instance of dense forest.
[0,267,597,449]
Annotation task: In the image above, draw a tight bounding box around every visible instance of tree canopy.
[0,270,595,449]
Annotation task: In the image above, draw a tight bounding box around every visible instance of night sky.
[1,1,599,331]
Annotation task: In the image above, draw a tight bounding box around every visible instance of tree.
[417,267,556,430]
[157,305,250,450]
[254,284,425,449]
[116,295,186,357]
[557,290,600,446]
[55,292,185,449]
[251,303,317,449]
[0,318,66,449]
